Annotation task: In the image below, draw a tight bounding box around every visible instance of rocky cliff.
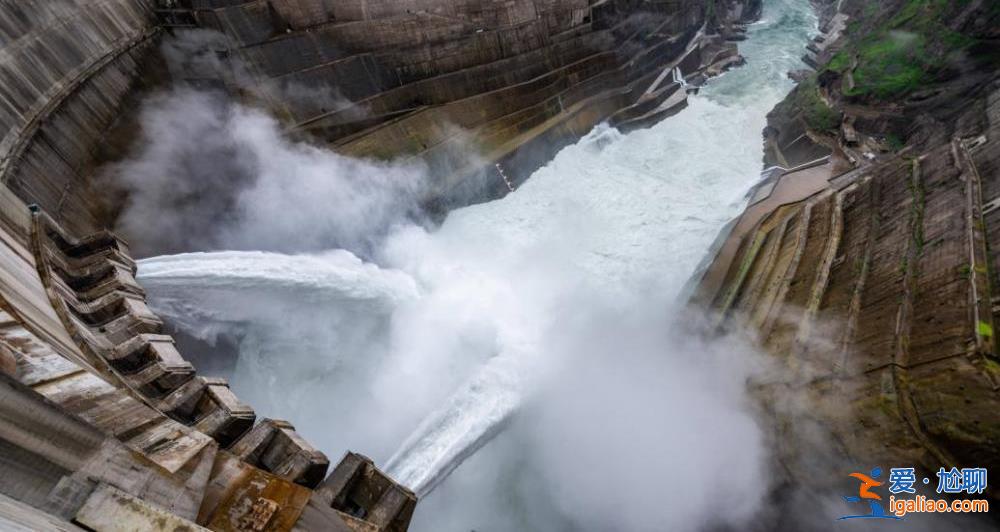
[696,0,1000,513]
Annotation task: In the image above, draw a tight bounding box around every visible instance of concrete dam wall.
[693,0,1000,506]
[0,0,157,237]
[0,0,762,530]
[3,0,759,238]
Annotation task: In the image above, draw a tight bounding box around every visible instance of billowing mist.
[119,2,827,530]
[136,117,774,531]
[103,87,429,256]
[102,33,431,257]
[507,304,768,531]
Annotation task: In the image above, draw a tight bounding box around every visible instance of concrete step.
[230,419,329,488]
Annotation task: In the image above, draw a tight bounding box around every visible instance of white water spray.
[136,1,818,529]
[383,350,526,497]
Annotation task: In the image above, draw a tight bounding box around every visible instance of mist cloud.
[102,87,429,257]
[160,29,362,120]
[103,30,428,257]
[131,101,784,531]
[521,303,769,531]
[123,13,822,532]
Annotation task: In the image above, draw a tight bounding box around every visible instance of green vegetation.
[794,78,840,133]
[888,0,970,34]
[827,0,983,99]
[849,31,930,98]
[826,51,850,73]
[885,133,904,151]
[984,357,1000,382]
[890,0,978,58]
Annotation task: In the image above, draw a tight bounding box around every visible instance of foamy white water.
[377,0,816,499]
[138,1,816,528]
[138,250,417,347]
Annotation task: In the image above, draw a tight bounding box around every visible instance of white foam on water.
[137,0,818,528]
[376,1,817,502]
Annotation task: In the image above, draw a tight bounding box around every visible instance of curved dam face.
[3,0,997,530]
[134,1,822,529]
[0,0,156,236]
[0,0,767,530]
[1,0,760,251]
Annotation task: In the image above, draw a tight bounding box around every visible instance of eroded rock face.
[697,0,1000,508]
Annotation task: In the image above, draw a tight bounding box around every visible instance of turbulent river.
[137,1,816,529]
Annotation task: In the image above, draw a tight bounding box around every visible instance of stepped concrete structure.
[0,0,761,529]
[693,0,1000,503]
